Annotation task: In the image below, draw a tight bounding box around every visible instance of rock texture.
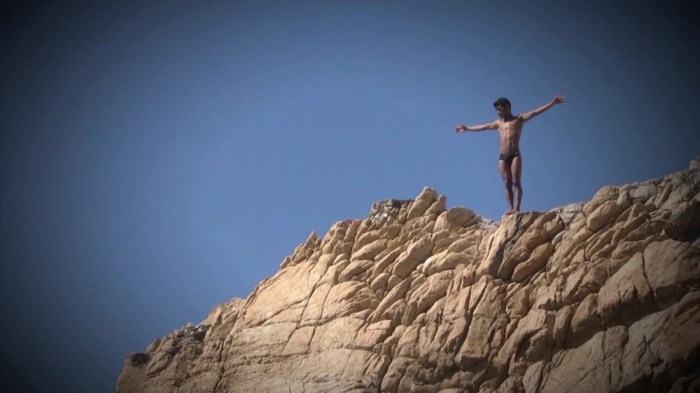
[118,158,700,393]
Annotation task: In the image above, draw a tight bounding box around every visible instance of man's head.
[493,97,511,118]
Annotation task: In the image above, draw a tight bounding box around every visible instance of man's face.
[495,104,509,117]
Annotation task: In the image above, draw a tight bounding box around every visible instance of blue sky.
[1,1,697,391]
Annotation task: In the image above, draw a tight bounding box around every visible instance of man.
[455,96,565,215]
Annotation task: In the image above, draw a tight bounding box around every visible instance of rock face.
[118,159,700,393]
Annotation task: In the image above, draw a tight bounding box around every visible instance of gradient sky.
[1,1,698,392]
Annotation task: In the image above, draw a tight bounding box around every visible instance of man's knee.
[504,178,513,188]
[512,179,522,188]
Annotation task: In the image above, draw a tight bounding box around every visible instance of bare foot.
[504,209,517,215]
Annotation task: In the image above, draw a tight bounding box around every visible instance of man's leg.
[499,159,514,214]
[511,155,523,212]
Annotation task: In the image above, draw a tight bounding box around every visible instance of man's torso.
[496,116,523,154]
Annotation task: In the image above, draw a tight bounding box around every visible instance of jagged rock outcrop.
[118,158,700,393]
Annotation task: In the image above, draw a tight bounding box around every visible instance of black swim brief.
[499,150,520,166]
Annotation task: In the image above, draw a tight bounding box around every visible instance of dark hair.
[493,97,511,108]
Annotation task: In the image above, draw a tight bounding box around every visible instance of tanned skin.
[455,96,565,215]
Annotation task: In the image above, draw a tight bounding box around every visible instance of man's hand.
[455,124,468,133]
[553,96,566,104]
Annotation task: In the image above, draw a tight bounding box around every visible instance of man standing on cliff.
[455,96,565,215]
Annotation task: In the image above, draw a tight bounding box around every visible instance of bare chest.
[498,118,523,137]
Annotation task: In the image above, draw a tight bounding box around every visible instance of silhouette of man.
[455,96,565,215]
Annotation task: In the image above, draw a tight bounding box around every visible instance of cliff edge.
[118,158,700,393]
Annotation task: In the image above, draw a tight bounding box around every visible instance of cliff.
[118,159,700,393]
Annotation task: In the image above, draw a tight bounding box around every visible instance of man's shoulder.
[497,117,522,125]
[511,115,526,125]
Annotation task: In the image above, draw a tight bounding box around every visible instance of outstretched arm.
[520,96,565,122]
[455,121,498,133]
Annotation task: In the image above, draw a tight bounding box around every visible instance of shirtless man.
[455,96,565,215]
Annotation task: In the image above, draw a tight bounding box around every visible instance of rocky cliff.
[118,159,700,393]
